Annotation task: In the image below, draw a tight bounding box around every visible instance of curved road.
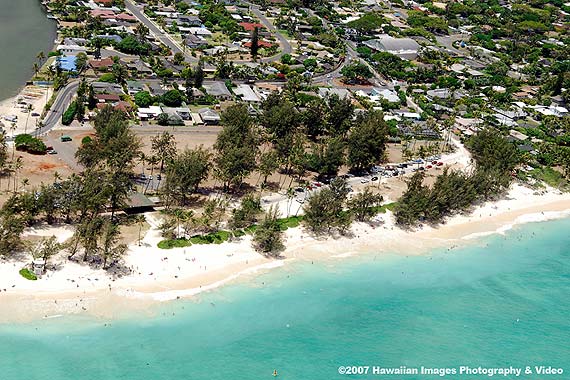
[38,80,79,135]
[243,2,292,63]
[126,0,291,65]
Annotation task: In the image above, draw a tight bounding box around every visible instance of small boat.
[273,370,278,377]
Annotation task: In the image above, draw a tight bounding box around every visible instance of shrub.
[14,134,47,154]
[62,101,78,125]
[98,73,115,83]
[157,239,192,249]
[19,268,37,280]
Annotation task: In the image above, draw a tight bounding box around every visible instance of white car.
[360,178,370,184]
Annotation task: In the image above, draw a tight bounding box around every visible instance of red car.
[437,162,444,166]
[432,161,438,165]
[426,165,433,169]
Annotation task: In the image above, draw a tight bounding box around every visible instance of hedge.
[62,101,78,125]
[19,268,37,280]
[14,134,47,154]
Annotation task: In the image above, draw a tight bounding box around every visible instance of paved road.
[4,80,80,142]
[43,134,81,171]
[243,2,293,63]
[126,0,291,65]
[125,0,197,62]
[41,80,79,132]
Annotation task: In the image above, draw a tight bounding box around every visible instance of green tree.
[214,104,259,190]
[173,52,185,65]
[252,206,284,256]
[229,193,262,230]
[162,89,184,107]
[348,189,384,222]
[134,91,153,107]
[162,146,211,206]
[347,110,389,171]
[250,27,260,59]
[151,131,177,172]
[341,62,373,83]
[303,177,351,234]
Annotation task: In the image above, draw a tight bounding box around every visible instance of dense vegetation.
[395,129,520,226]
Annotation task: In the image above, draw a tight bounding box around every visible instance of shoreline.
[1,184,569,323]
[0,0,58,133]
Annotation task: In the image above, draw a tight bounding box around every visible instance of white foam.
[461,209,570,241]
[121,261,286,302]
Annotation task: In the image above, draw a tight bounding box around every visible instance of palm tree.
[32,62,40,79]
[24,104,33,134]
[135,214,146,246]
[21,178,29,191]
[285,187,295,217]
[53,171,61,184]
[171,208,191,239]
[36,51,45,66]
[12,157,23,193]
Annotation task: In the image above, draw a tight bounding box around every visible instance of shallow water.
[0,218,569,380]
[0,0,56,101]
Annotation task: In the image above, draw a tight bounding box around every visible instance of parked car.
[60,135,72,142]
[426,165,433,169]
[47,150,57,155]
[371,176,378,181]
[360,178,370,184]
[437,162,444,166]
[295,187,304,193]
[31,112,40,117]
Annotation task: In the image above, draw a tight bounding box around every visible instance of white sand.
[1,184,570,321]
[0,85,53,136]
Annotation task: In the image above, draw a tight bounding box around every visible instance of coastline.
[0,0,57,133]
[1,184,569,323]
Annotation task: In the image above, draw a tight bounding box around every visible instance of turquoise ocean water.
[0,218,569,380]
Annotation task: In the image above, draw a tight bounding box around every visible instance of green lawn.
[529,167,569,190]
[157,239,192,249]
[19,268,37,281]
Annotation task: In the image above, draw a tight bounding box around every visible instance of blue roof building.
[57,55,77,72]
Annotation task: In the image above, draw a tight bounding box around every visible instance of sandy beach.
[0,85,53,136]
[1,182,569,323]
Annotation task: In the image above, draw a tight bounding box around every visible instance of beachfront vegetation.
[253,206,285,256]
[303,177,352,234]
[395,129,520,226]
[14,134,47,155]
[19,268,37,281]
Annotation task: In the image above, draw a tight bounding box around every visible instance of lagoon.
[0,0,57,101]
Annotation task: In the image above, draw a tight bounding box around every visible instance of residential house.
[233,84,263,103]
[89,57,114,71]
[203,82,233,100]
[318,87,351,99]
[91,82,124,95]
[198,108,221,124]
[126,60,153,76]
[126,80,144,95]
[363,35,420,60]
[185,34,208,49]
[137,106,163,120]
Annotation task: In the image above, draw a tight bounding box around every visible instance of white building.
[363,35,420,60]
